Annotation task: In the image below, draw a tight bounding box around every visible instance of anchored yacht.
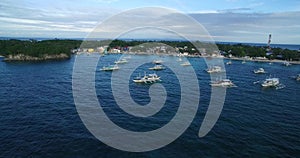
[206,66,224,73]
[133,73,161,83]
[100,65,119,71]
[253,68,266,74]
[210,79,236,87]
[261,78,280,87]
[149,65,165,70]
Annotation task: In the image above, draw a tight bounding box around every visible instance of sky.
[0,0,300,44]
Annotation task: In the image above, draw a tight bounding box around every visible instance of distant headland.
[0,39,81,61]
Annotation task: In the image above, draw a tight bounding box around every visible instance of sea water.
[0,54,299,157]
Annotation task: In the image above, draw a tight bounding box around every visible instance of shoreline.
[116,51,300,65]
[3,52,300,65]
[2,53,70,62]
[225,57,300,65]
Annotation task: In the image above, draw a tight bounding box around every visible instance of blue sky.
[0,0,300,44]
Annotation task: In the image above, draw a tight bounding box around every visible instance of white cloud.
[190,11,300,44]
[77,21,98,25]
[192,10,219,14]
[249,2,264,8]
[218,8,252,13]
[1,1,300,44]
[0,17,51,25]
[232,30,265,35]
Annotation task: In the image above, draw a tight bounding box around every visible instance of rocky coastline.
[3,53,70,62]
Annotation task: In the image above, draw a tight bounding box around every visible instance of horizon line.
[1,36,300,47]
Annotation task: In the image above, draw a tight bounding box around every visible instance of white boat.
[282,61,291,66]
[210,79,236,87]
[253,80,260,84]
[296,74,300,81]
[152,59,163,64]
[253,68,266,74]
[133,73,161,83]
[206,66,224,73]
[226,61,232,65]
[114,58,128,64]
[261,78,279,87]
[180,62,191,66]
[149,65,165,70]
[177,58,182,62]
[100,65,119,71]
[242,60,246,64]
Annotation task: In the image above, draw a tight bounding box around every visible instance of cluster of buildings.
[71,46,108,54]
[71,44,225,58]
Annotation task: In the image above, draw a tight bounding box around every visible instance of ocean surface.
[0,54,299,157]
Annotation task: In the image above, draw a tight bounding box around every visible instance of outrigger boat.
[133,73,161,83]
[210,79,236,87]
[149,65,165,70]
[180,62,191,66]
[261,78,279,87]
[253,68,266,74]
[100,65,119,71]
[114,58,128,64]
[206,66,224,73]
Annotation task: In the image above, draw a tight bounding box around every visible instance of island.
[0,39,299,63]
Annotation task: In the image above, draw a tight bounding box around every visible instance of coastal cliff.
[3,53,70,61]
